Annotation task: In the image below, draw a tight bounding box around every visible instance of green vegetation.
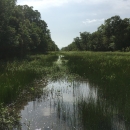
[61,51,130,82]
[56,96,113,130]
[61,51,130,123]
[0,103,20,130]
[77,98,112,130]
[1,51,130,129]
[0,53,58,104]
[0,53,59,129]
[0,0,59,59]
[61,16,130,51]
[0,0,60,125]
[1,1,130,128]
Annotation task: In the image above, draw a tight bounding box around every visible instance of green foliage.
[62,51,130,82]
[0,53,58,104]
[0,103,20,130]
[0,1,59,59]
[61,51,130,122]
[0,53,59,129]
[77,98,112,130]
[61,15,130,51]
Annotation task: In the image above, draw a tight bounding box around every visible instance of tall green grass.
[61,51,130,88]
[62,51,130,81]
[61,51,130,123]
[0,53,58,104]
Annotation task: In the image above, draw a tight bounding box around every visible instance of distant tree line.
[0,0,59,59]
[61,16,130,52]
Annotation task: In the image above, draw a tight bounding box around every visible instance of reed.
[61,51,130,123]
[0,53,58,104]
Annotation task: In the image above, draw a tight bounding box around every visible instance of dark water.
[19,56,130,130]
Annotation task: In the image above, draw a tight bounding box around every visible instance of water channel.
[19,55,130,130]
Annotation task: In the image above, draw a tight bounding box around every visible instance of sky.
[17,0,130,49]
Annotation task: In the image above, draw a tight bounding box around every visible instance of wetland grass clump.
[61,51,130,123]
[61,51,130,91]
[77,98,112,130]
[62,51,130,82]
[0,53,59,129]
[0,53,58,104]
[77,96,130,130]
[0,103,21,130]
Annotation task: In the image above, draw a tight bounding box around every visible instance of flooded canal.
[19,55,130,130]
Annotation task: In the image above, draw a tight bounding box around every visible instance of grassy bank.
[0,53,60,129]
[0,53,58,104]
[61,51,130,87]
[61,51,130,81]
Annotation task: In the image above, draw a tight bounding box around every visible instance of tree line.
[61,16,130,52]
[0,0,59,59]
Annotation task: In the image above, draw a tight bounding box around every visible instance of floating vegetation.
[0,103,21,130]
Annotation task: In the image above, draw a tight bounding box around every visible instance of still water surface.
[21,79,97,130]
[19,56,130,130]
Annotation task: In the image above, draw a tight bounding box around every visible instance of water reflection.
[20,77,130,130]
[20,79,97,130]
[19,55,130,130]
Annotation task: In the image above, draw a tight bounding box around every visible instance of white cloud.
[82,19,104,24]
[111,0,130,14]
[17,0,69,9]
[16,0,109,9]
[17,0,130,11]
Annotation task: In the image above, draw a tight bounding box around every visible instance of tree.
[80,32,90,50]
[62,15,130,52]
[0,2,59,59]
[0,0,16,58]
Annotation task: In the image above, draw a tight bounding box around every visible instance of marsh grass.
[77,97,113,130]
[61,51,130,81]
[61,51,130,92]
[0,53,59,129]
[61,51,130,124]
[0,103,21,130]
[55,94,113,130]
[0,53,58,104]
[1,51,130,129]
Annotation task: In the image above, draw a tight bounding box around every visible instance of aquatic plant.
[0,53,58,104]
[61,51,130,124]
[0,103,21,130]
[0,53,60,129]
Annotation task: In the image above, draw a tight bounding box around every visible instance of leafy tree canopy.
[0,0,59,59]
[61,15,130,52]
